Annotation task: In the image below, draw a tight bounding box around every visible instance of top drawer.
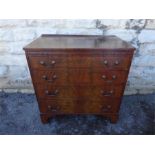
[27,53,132,70]
[28,55,67,69]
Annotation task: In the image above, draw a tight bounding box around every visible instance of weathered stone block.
[0,42,10,54]
[0,66,8,77]
[20,89,34,94]
[0,78,9,88]
[132,55,155,67]
[3,89,18,93]
[6,41,29,54]
[138,30,155,43]
[105,29,137,42]
[139,43,155,55]
[97,19,128,29]
[145,19,155,29]
[8,66,29,79]
[0,29,14,41]
[56,28,102,35]
[0,55,27,66]
[0,20,27,28]
[12,28,36,41]
[0,66,32,89]
[129,66,155,78]
[61,20,96,29]
[126,19,146,30]
[124,87,138,95]
[138,89,155,94]
[35,28,57,37]
[26,19,96,29]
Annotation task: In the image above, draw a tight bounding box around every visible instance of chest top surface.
[24,34,135,51]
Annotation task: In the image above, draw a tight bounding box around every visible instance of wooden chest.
[24,34,135,124]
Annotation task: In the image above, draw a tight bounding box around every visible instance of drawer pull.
[39,60,56,67]
[52,74,57,79]
[102,75,117,82]
[42,75,48,80]
[104,60,108,65]
[45,90,59,96]
[51,60,56,65]
[42,75,57,82]
[115,60,119,65]
[47,105,60,112]
[102,75,106,79]
[40,61,46,65]
[112,75,117,79]
[101,90,113,96]
[102,105,112,112]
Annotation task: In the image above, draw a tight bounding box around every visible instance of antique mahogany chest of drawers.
[24,34,135,124]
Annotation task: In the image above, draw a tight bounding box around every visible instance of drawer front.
[32,69,128,86]
[92,86,124,98]
[35,85,123,99]
[92,70,128,85]
[39,99,75,113]
[32,70,67,85]
[32,69,91,85]
[39,98,120,114]
[36,86,72,99]
[35,86,92,99]
[84,98,120,113]
[93,55,131,70]
[68,55,92,68]
[28,55,67,69]
[28,54,132,70]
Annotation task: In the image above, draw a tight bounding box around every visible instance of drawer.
[28,55,67,69]
[35,86,92,99]
[32,70,67,85]
[84,98,120,113]
[92,70,128,85]
[92,86,124,98]
[93,55,132,70]
[32,69,91,85]
[39,98,120,114]
[35,85,124,99]
[39,99,75,113]
[36,86,72,99]
[68,55,92,68]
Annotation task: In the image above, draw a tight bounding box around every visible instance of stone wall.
[0,19,155,95]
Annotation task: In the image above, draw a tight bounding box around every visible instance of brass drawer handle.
[104,60,108,65]
[47,105,60,112]
[114,60,119,65]
[45,90,59,96]
[52,74,57,79]
[101,90,113,96]
[51,60,56,65]
[102,75,117,82]
[112,75,117,79]
[102,75,106,79]
[40,61,46,65]
[42,75,48,80]
[102,105,112,112]
[39,60,56,67]
[42,75,57,82]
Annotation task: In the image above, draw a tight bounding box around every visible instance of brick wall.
[0,19,155,94]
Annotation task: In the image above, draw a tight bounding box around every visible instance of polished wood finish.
[24,34,135,124]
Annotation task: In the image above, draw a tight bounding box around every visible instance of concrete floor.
[0,92,154,135]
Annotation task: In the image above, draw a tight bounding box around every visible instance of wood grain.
[24,35,135,124]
